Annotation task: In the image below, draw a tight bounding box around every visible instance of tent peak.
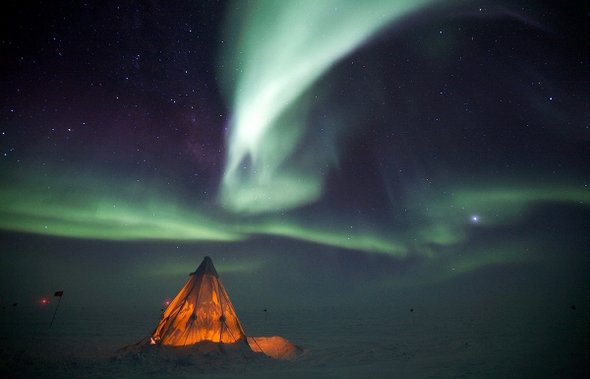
[191,256,218,277]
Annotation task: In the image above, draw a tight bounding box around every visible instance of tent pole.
[49,295,62,328]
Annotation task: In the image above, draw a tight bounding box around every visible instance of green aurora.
[1,164,587,264]
[218,0,438,213]
[1,0,588,291]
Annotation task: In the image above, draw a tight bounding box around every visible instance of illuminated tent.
[150,256,246,346]
[145,256,302,360]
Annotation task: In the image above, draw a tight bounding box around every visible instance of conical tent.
[150,256,246,346]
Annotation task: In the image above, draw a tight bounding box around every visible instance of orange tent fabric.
[150,257,246,346]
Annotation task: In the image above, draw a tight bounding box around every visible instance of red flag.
[54,291,63,297]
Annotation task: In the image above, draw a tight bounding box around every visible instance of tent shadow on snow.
[119,257,302,361]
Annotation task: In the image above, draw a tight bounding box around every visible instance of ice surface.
[1,303,588,378]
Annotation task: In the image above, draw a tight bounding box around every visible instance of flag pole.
[49,291,63,328]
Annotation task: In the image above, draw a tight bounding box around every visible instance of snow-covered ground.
[1,303,588,378]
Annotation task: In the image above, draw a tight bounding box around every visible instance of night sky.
[1,0,589,317]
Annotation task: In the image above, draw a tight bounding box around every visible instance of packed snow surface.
[1,303,588,378]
